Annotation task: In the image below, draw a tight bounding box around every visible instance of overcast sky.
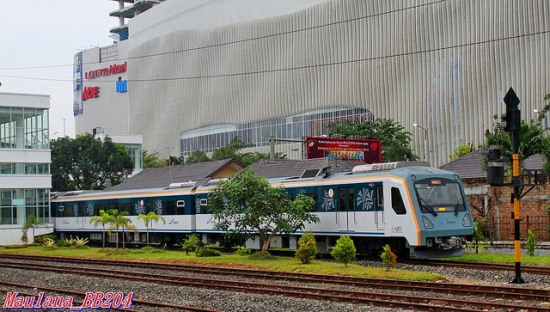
[0,1,116,138]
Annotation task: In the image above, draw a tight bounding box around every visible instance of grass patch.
[0,246,441,281]
[450,253,550,265]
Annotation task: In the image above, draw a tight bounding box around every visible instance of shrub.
[295,232,317,264]
[380,244,397,271]
[182,234,200,255]
[467,216,488,253]
[195,247,221,257]
[330,235,356,267]
[35,234,56,245]
[58,238,73,248]
[526,229,537,256]
[42,238,57,249]
[235,245,251,256]
[73,237,89,248]
[249,251,274,259]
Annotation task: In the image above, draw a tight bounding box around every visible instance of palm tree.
[107,209,137,249]
[89,210,112,248]
[138,212,166,246]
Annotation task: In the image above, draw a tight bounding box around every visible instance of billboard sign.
[305,136,382,163]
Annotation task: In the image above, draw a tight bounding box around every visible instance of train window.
[414,179,466,214]
[58,205,64,212]
[177,200,185,208]
[120,203,132,214]
[338,189,346,212]
[164,201,177,215]
[391,187,406,215]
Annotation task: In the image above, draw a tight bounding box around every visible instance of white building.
[0,92,53,245]
[74,0,550,166]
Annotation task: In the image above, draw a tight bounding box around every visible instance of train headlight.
[462,214,472,227]
[422,216,434,229]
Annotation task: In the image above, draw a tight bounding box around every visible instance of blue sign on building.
[116,79,128,93]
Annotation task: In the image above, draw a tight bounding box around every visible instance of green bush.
[295,232,317,264]
[526,229,537,256]
[235,245,251,256]
[35,234,56,245]
[330,235,356,267]
[57,238,73,248]
[73,237,89,248]
[249,251,274,259]
[195,247,221,257]
[380,244,397,271]
[42,238,57,249]
[182,234,200,255]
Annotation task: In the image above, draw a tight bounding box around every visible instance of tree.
[211,137,252,161]
[143,150,165,168]
[185,150,210,164]
[21,215,42,244]
[328,118,417,162]
[51,133,134,191]
[208,168,320,253]
[90,209,113,248]
[450,143,475,161]
[484,117,550,173]
[295,232,317,264]
[107,209,137,249]
[138,212,166,246]
[330,235,356,267]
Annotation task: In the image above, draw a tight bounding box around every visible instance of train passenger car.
[51,162,474,258]
[51,185,198,246]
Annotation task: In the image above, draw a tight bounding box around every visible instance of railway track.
[0,280,218,311]
[0,254,549,311]
[405,259,550,276]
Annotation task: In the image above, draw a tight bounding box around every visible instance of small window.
[391,187,406,215]
[177,200,185,207]
[58,205,64,212]
[200,199,208,206]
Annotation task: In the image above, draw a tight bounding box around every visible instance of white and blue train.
[51,162,474,258]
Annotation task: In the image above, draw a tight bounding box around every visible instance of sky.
[0,1,116,139]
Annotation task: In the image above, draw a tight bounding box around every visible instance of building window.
[0,107,49,150]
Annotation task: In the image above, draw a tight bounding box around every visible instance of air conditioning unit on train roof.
[168,181,196,188]
[352,161,430,173]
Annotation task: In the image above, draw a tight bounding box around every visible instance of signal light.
[502,88,521,133]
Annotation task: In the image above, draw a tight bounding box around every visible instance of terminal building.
[74,0,550,167]
[0,92,53,245]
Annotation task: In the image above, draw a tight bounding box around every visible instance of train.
[50,161,474,259]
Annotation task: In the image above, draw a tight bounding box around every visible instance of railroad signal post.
[502,88,525,284]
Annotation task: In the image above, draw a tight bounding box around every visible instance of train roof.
[51,161,460,201]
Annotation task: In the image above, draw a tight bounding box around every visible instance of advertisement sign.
[73,52,83,116]
[305,136,381,163]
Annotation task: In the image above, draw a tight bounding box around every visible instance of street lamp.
[413,123,428,162]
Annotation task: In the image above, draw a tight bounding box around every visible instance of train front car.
[393,165,474,258]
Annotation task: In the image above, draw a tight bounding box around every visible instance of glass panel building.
[0,92,53,245]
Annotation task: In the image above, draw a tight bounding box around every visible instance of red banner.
[305,136,382,163]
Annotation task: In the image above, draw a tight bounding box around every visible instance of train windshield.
[413,178,466,215]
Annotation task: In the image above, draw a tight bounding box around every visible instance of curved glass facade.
[180,107,374,155]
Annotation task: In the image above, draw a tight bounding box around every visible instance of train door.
[375,186,384,230]
[337,187,355,232]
